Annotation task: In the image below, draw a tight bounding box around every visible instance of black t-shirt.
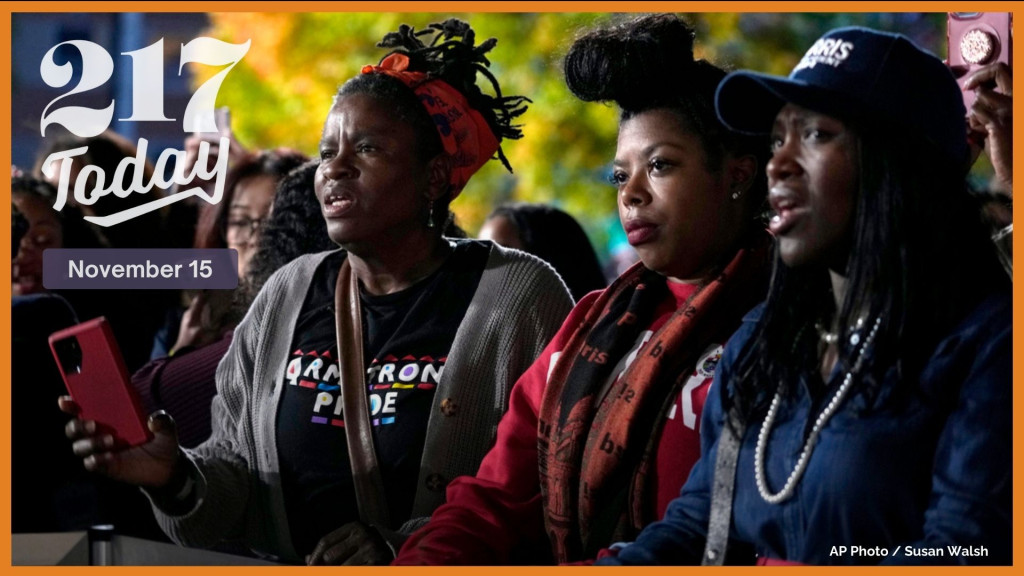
[276,240,487,557]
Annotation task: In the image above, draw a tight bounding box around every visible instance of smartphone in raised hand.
[194,106,232,143]
[948,12,1012,111]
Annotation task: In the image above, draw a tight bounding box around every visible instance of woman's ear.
[727,154,758,194]
[427,154,453,201]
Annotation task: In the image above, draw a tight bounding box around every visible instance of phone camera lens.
[960,29,996,64]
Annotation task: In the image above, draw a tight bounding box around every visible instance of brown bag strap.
[335,257,391,528]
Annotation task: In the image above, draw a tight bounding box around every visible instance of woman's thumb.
[147,410,178,439]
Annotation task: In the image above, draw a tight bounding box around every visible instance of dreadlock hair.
[564,13,768,218]
[335,18,530,228]
[725,117,1009,430]
[230,159,337,323]
[245,160,334,294]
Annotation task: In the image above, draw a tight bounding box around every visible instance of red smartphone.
[947,12,1012,111]
[49,317,153,447]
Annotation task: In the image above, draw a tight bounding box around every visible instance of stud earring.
[731,187,743,201]
[427,199,435,228]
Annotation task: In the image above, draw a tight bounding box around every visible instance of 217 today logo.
[38,37,250,227]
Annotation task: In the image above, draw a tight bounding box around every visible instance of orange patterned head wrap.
[361,53,500,199]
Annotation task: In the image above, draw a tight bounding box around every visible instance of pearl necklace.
[815,316,866,346]
[755,316,882,505]
[813,322,839,345]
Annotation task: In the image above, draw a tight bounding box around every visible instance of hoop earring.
[427,199,435,228]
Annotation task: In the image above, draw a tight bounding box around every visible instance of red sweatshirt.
[395,281,723,565]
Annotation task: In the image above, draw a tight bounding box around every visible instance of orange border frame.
[2,2,1021,574]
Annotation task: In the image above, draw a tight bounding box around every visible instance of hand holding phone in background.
[949,13,1013,194]
[965,62,1012,194]
[947,13,1011,109]
[195,106,232,143]
[182,106,254,191]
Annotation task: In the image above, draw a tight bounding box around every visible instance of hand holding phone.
[965,62,1013,193]
[183,106,254,185]
[52,318,181,488]
[948,12,1012,111]
[59,396,182,488]
[191,106,232,142]
[50,317,151,446]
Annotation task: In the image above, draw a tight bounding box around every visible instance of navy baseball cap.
[715,27,968,165]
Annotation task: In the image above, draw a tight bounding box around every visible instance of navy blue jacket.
[601,290,1011,565]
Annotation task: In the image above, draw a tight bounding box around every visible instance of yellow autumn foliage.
[190,12,944,258]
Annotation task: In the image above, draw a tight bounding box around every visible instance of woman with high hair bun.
[60,19,572,565]
[395,14,772,565]
[601,26,1011,566]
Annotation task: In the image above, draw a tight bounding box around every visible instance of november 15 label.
[43,249,238,290]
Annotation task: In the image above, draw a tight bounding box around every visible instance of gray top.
[145,242,573,563]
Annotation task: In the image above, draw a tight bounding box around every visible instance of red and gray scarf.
[537,230,771,563]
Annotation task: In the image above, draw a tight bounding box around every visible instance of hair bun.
[564,14,698,111]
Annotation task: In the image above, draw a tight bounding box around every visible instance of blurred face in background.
[478,215,524,250]
[226,173,277,278]
[13,192,63,296]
